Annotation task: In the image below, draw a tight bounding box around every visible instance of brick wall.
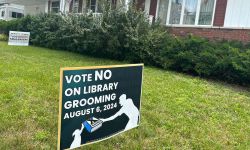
[169,27,250,43]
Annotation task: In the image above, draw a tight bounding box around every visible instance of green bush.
[0,34,8,41]
[0,16,32,37]
[156,35,250,85]
[0,19,20,34]
[1,4,250,86]
[0,20,8,33]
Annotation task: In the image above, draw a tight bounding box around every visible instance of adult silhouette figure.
[101,94,140,130]
[70,124,84,149]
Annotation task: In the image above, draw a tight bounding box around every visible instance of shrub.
[0,34,8,41]
[1,4,250,86]
[158,35,250,85]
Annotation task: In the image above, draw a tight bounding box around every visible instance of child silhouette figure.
[70,124,84,149]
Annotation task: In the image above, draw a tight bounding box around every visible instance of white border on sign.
[58,64,144,150]
[8,31,30,46]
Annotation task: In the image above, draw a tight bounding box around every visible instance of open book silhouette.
[83,117,103,133]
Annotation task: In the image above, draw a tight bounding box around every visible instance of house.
[0,0,131,19]
[1,0,248,42]
[0,0,135,21]
[137,0,250,42]
[0,0,51,20]
[59,0,129,13]
[0,3,24,20]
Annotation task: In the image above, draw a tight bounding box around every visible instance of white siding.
[224,0,250,28]
[0,0,48,15]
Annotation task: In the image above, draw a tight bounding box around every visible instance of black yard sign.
[58,64,143,150]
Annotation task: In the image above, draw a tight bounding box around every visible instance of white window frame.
[50,0,60,13]
[156,0,217,27]
[73,0,80,13]
[87,0,99,13]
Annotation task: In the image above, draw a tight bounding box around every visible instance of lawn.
[0,41,250,149]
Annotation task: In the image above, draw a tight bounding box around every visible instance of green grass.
[0,41,250,149]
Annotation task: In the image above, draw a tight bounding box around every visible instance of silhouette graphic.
[70,123,84,149]
[101,94,140,130]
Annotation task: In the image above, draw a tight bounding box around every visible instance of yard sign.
[8,31,30,46]
[58,64,143,150]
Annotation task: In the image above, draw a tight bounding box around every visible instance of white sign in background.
[8,31,30,46]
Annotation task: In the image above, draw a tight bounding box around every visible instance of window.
[91,0,96,11]
[169,0,183,24]
[51,1,60,13]
[87,0,98,12]
[73,0,79,13]
[16,12,23,18]
[157,0,169,24]
[198,0,215,25]
[1,11,5,17]
[157,0,216,26]
[183,0,198,25]
[11,12,17,18]
[11,12,24,18]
